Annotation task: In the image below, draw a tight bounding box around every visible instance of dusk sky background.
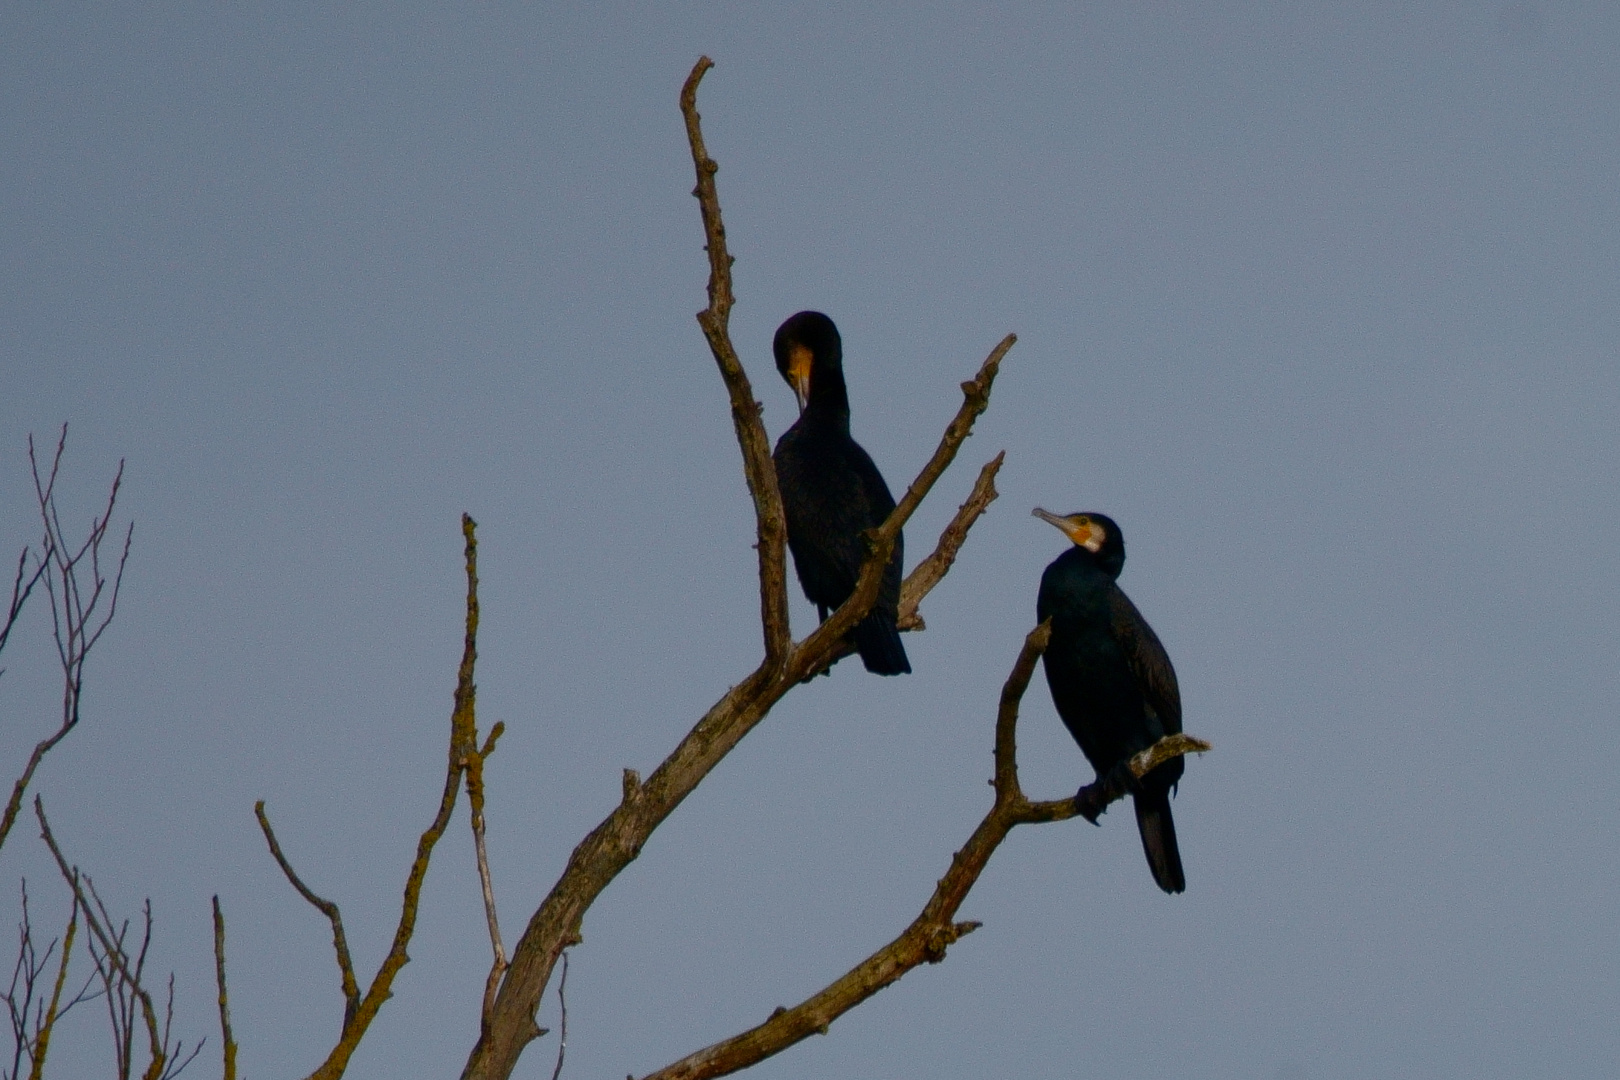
[3,4,1617,1079]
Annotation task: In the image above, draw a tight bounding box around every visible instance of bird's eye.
[1076,515,1090,526]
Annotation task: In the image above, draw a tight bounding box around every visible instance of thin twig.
[4,881,40,1080]
[459,60,1012,1080]
[547,951,569,1080]
[471,720,508,1034]
[0,548,48,674]
[253,803,360,1026]
[898,452,1004,629]
[211,898,236,1080]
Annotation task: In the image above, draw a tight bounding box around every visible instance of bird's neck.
[1058,545,1121,583]
[804,374,851,429]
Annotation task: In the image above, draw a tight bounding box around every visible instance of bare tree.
[1,56,1208,1080]
[0,429,153,1079]
[236,55,1208,1080]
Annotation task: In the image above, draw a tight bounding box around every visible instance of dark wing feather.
[1108,586,1181,734]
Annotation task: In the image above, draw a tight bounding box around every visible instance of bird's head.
[773,311,843,415]
[1033,508,1125,577]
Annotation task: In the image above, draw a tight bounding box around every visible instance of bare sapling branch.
[3,881,95,1080]
[211,898,236,1080]
[0,428,133,854]
[461,58,1012,1080]
[35,798,200,1080]
[640,624,1210,1080]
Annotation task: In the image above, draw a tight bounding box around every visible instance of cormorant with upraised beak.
[1033,508,1185,892]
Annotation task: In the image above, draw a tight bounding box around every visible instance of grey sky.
[3,3,1616,1078]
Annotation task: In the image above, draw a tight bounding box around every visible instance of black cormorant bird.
[1034,508,1184,893]
[772,311,910,675]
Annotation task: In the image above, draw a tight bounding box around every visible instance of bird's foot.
[1073,761,1139,824]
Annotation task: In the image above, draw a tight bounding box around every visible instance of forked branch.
[460,58,1013,1080]
[260,514,484,1080]
[254,802,359,1026]
[819,449,1006,671]
[639,625,1210,1080]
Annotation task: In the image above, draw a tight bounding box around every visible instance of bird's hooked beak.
[1033,507,1105,553]
[787,343,812,415]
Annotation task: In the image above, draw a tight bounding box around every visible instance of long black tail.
[1133,788,1185,894]
[852,611,910,675]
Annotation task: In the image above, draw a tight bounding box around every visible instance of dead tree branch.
[253,803,360,1027]
[266,513,482,1080]
[27,884,86,1080]
[211,898,236,1080]
[460,58,1013,1080]
[898,452,1005,630]
[470,720,508,1035]
[639,624,1210,1080]
[0,428,133,854]
[680,56,793,668]
[818,449,1007,669]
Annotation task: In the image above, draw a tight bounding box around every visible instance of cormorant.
[772,311,910,675]
[1034,508,1184,893]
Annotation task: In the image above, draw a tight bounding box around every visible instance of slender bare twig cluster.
[1,880,99,1080]
[0,426,133,855]
[0,430,149,1078]
[34,800,199,1080]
